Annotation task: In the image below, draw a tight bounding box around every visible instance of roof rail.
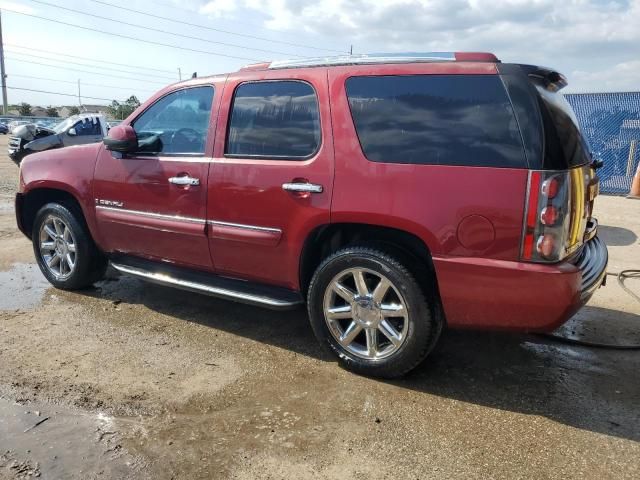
[267,52,498,70]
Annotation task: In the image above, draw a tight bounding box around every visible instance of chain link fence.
[566,92,640,195]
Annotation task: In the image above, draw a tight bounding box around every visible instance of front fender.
[19,143,103,247]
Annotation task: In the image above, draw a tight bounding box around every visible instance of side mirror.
[68,127,77,136]
[103,125,137,153]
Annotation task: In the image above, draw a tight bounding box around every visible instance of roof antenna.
[191,72,197,78]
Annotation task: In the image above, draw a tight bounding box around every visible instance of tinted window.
[73,118,101,136]
[346,75,526,168]
[132,86,214,155]
[535,84,591,168]
[226,81,320,159]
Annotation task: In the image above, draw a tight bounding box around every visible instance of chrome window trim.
[209,220,282,234]
[96,205,206,224]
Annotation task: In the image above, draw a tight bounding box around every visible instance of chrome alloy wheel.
[39,214,77,280]
[323,267,409,360]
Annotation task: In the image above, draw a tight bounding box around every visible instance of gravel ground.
[0,136,639,479]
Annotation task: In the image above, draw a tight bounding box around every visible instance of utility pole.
[178,67,182,81]
[0,10,9,115]
[77,79,81,107]
[350,45,353,55]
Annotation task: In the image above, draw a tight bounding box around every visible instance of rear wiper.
[590,152,604,170]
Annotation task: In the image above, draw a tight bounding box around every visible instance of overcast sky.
[2,0,639,108]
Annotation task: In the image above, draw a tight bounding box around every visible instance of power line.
[140,0,347,54]
[3,9,262,62]
[9,74,154,93]
[6,50,176,81]
[5,57,169,85]
[28,0,302,58]
[5,43,177,75]
[7,86,118,103]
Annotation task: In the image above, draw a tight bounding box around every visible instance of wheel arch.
[18,187,91,240]
[299,222,445,323]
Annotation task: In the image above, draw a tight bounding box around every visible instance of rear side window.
[345,75,526,168]
[535,85,591,168]
[225,80,320,159]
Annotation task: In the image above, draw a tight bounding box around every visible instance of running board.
[110,257,304,310]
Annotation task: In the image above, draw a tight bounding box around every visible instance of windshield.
[53,118,75,134]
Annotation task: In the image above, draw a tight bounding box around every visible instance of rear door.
[93,85,219,269]
[207,68,334,290]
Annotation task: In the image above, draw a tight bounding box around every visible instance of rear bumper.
[571,235,608,302]
[433,236,608,332]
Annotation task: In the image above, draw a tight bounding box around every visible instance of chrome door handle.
[282,182,323,193]
[169,176,200,186]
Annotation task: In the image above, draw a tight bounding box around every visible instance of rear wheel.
[307,247,442,378]
[33,203,107,290]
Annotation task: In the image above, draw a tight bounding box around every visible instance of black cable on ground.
[541,270,640,350]
[617,269,640,303]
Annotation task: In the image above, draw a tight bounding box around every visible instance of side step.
[110,256,304,310]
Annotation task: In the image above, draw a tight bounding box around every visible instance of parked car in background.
[9,114,108,163]
[0,122,7,134]
[15,52,607,378]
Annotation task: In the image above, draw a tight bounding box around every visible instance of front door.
[93,85,218,269]
[208,69,334,290]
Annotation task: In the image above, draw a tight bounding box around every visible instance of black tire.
[307,246,442,378]
[10,151,26,165]
[32,202,107,290]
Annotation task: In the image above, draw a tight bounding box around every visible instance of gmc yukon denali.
[15,52,608,378]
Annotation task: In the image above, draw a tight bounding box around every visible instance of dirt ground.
[0,135,639,479]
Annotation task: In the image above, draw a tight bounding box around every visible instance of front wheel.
[307,247,442,378]
[32,203,107,290]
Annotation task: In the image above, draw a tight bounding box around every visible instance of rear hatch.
[519,67,599,263]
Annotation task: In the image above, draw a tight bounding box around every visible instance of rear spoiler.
[518,64,568,92]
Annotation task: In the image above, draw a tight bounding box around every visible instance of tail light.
[521,170,573,262]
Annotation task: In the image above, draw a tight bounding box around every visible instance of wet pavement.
[0,397,143,478]
[0,137,639,479]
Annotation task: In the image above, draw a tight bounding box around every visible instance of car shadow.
[80,273,640,443]
[598,224,638,246]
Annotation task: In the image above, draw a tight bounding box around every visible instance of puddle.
[550,304,640,348]
[0,263,50,311]
[0,396,146,479]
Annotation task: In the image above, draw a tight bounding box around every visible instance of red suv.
[15,52,607,377]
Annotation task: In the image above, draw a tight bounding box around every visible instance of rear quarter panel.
[328,63,528,260]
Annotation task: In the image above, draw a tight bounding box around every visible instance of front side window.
[132,86,214,155]
[346,75,526,168]
[226,81,320,159]
[73,118,101,136]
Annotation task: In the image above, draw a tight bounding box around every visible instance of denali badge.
[95,199,124,208]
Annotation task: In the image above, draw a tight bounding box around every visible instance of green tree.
[45,106,59,117]
[107,95,141,120]
[18,102,32,116]
[68,106,80,116]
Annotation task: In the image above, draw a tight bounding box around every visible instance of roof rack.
[267,52,498,70]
